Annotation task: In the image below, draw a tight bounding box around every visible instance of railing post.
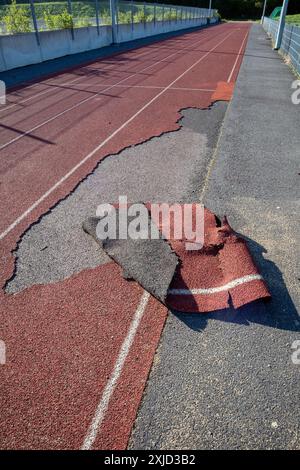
[274,0,289,50]
[110,0,117,43]
[95,0,100,35]
[131,0,134,32]
[154,4,156,26]
[143,2,146,27]
[261,0,267,24]
[67,0,74,40]
[29,0,40,46]
[162,5,164,23]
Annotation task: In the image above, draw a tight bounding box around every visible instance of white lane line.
[55,83,216,92]
[1,76,89,114]
[0,28,237,241]
[0,45,167,114]
[227,29,249,83]
[0,25,220,115]
[168,274,263,295]
[81,291,151,450]
[0,48,166,117]
[0,26,229,151]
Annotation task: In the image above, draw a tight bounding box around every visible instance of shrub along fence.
[0,0,218,71]
[263,16,300,75]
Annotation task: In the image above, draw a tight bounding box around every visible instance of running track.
[0,23,250,449]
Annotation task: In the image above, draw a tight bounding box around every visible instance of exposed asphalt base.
[6,101,227,294]
[129,24,300,450]
[83,211,178,305]
[0,24,213,90]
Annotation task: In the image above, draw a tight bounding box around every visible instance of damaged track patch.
[6,103,227,294]
[83,205,270,313]
[83,211,179,305]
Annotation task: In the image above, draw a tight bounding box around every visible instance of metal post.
[261,0,267,24]
[274,0,289,50]
[162,6,164,23]
[95,0,100,35]
[181,7,183,22]
[67,0,74,40]
[110,0,117,43]
[131,0,134,31]
[169,7,171,24]
[29,0,40,46]
[144,2,146,27]
[154,5,156,26]
[209,0,212,18]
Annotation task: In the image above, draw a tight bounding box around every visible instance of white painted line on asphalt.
[0,27,237,241]
[0,26,228,151]
[168,274,263,295]
[227,29,249,83]
[81,291,151,450]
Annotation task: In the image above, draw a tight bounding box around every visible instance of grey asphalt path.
[129,24,300,450]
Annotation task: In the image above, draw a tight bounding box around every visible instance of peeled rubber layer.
[163,207,271,312]
[83,205,270,313]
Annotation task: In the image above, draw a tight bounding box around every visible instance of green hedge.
[0,2,102,20]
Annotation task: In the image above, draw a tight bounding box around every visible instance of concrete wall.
[116,18,207,43]
[0,18,211,72]
[0,32,42,71]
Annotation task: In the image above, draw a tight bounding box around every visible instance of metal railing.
[0,0,217,36]
[263,16,300,75]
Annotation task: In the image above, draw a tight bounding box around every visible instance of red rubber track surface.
[0,23,250,449]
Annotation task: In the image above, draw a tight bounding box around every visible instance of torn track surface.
[83,212,179,305]
[83,206,270,313]
[165,209,270,312]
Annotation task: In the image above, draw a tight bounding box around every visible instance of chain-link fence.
[263,16,300,75]
[0,0,217,36]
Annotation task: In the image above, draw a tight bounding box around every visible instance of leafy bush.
[3,0,31,34]
[118,11,132,24]
[100,8,111,25]
[74,17,93,28]
[134,10,147,23]
[43,8,73,30]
